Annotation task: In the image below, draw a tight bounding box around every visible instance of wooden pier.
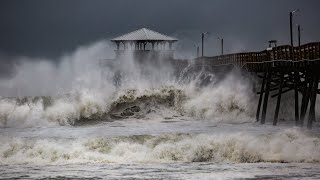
[109,29,320,128]
[193,42,320,128]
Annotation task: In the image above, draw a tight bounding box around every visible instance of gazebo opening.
[111,28,178,59]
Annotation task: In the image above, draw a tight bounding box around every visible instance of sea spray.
[0,41,114,97]
[0,74,257,127]
[181,69,256,123]
[1,40,316,128]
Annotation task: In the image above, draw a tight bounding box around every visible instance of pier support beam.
[261,70,272,124]
[294,71,300,125]
[307,73,319,129]
[256,72,266,122]
[300,71,311,126]
[273,72,284,125]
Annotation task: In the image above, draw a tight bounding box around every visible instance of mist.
[0,41,116,97]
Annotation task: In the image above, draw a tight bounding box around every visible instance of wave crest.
[1,129,319,164]
[0,86,186,127]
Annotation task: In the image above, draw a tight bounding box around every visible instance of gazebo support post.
[116,42,120,50]
[152,42,155,50]
[169,42,172,50]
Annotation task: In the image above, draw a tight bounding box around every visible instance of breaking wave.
[0,87,183,127]
[1,128,319,164]
[0,40,257,127]
[0,72,255,128]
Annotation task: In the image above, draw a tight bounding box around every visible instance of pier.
[110,28,320,129]
[193,42,320,129]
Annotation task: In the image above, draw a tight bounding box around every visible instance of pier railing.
[196,42,320,67]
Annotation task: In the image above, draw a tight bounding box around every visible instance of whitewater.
[0,41,320,179]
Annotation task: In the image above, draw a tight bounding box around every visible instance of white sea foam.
[1,128,319,165]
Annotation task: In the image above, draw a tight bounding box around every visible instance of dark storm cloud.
[0,0,320,61]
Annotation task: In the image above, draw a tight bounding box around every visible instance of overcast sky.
[0,0,320,60]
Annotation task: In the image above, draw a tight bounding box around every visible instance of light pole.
[197,46,200,57]
[193,44,200,58]
[296,24,303,60]
[297,24,301,47]
[201,32,208,57]
[290,9,300,47]
[289,9,300,125]
[217,37,224,55]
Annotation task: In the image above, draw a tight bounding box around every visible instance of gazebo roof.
[111,28,178,42]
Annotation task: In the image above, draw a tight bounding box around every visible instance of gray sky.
[0,0,320,72]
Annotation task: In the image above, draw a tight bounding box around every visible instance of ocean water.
[0,42,320,179]
[1,120,320,179]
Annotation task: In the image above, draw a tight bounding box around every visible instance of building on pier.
[111,28,178,60]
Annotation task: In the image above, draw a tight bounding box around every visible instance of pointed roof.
[111,28,178,42]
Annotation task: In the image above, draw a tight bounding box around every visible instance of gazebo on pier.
[111,28,178,59]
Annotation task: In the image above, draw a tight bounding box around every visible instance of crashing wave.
[0,66,258,128]
[0,86,187,127]
[1,128,319,164]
